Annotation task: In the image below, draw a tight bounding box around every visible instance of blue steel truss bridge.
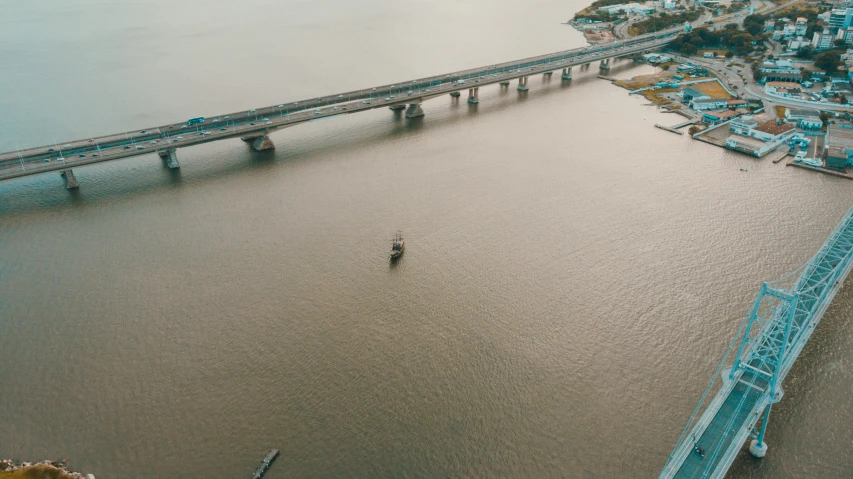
[659,205,853,479]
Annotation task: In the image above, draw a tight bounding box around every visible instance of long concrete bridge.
[0,28,681,188]
[659,205,853,478]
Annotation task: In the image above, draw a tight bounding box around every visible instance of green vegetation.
[573,0,626,21]
[630,9,702,35]
[668,23,760,57]
[815,51,842,73]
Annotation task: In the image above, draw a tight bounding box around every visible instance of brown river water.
[1,1,851,477]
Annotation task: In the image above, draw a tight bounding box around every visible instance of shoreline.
[0,459,94,479]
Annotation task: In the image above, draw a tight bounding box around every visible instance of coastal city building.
[725,117,796,157]
[823,121,853,169]
[680,87,710,103]
[764,81,803,95]
[796,17,809,36]
[829,8,853,31]
[813,28,835,50]
[597,3,655,15]
[786,108,824,130]
[788,36,811,51]
[692,98,730,110]
[702,109,742,124]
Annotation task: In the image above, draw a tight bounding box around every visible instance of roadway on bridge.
[0,33,676,181]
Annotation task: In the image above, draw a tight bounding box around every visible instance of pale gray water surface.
[1,1,852,478]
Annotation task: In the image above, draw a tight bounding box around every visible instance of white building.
[813,28,835,50]
[764,81,802,95]
[788,37,811,51]
[598,3,655,15]
[663,0,676,9]
[786,108,824,130]
[730,117,759,136]
[795,17,808,36]
[725,118,797,157]
[691,98,730,111]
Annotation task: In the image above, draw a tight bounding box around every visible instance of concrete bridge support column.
[389,104,406,111]
[599,58,611,70]
[450,91,461,98]
[517,76,528,91]
[499,81,510,86]
[543,71,552,78]
[158,148,180,169]
[405,102,424,118]
[562,67,573,80]
[251,135,275,151]
[60,169,78,189]
[468,87,479,104]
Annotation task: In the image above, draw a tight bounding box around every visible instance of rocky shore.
[0,459,94,479]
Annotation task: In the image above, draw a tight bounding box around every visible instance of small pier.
[770,151,789,164]
[669,119,699,129]
[252,450,279,479]
[654,124,684,135]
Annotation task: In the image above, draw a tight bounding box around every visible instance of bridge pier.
[599,58,611,70]
[749,439,768,458]
[450,91,461,98]
[499,81,510,86]
[517,76,528,91]
[157,148,180,169]
[543,71,552,78]
[251,135,275,151]
[405,103,424,118]
[562,67,573,80]
[389,104,406,111]
[467,87,479,104]
[60,169,78,189]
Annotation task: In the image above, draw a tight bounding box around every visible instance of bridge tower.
[727,283,800,458]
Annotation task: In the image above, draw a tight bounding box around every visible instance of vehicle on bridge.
[186,117,205,126]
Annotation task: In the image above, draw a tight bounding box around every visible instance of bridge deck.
[0,30,679,182]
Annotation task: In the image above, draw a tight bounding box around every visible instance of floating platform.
[252,450,279,479]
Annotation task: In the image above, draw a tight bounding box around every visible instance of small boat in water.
[390,232,405,261]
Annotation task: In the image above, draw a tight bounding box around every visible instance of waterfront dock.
[252,450,279,479]
[654,124,684,135]
[787,159,853,180]
[669,119,699,129]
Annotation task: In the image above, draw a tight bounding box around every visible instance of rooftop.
[682,88,705,97]
[825,146,848,159]
[705,110,741,119]
[727,134,767,149]
[755,121,795,136]
[787,108,821,118]
[827,121,853,150]
[765,81,801,88]
[693,98,730,104]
